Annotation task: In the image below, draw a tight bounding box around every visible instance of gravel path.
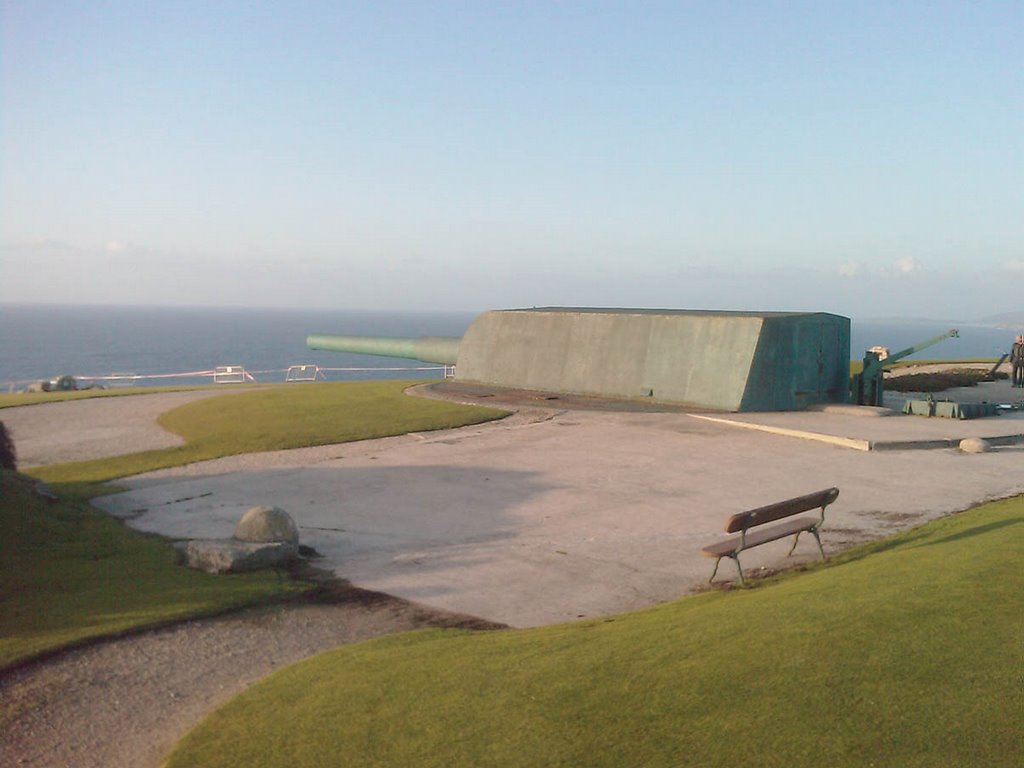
[3,377,1018,766]
[1,390,236,466]
[0,391,505,768]
[0,577,501,768]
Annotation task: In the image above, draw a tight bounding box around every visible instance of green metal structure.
[306,334,460,365]
[852,328,959,406]
[456,308,850,411]
[309,307,851,412]
[902,398,1001,419]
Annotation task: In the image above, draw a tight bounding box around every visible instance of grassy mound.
[886,368,1007,392]
[167,496,1024,768]
[0,385,210,409]
[0,420,15,469]
[1,382,504,668]
[27,381,506,495]
[0,471,307,669]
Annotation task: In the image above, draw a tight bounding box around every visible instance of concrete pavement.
[92,388,1024,627]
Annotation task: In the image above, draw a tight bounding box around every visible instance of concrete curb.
[687,414,1024,452]
[687,414,871,451]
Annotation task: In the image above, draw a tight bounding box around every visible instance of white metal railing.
[3,364,450,392]
[284,364,324,382]
[213,365,255,384]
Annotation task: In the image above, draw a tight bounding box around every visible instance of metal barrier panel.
[285,365,321,382]
[213,365,249,384]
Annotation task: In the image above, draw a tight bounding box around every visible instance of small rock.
[34,481,60,502]
[178,539,298,574]
[234,506,299,545]
[298,544,321,558]
[959,437,990,454]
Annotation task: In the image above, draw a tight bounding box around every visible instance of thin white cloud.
[1004,259,1024,272]
[894,257,920,274]
[104,240,152,255]
[2,238,151,256]
[838,261,863,277]
[1,238,80,253]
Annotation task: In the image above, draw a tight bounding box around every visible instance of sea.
[0,304,1019,392]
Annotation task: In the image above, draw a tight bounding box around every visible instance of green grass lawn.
[167,495,1024,768]
[0,470,308,670]
[1,382,505,666]
[26,381,507,496]
[0,384,212,409]
[849,357,999,376]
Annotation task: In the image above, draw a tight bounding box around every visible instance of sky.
[1,1,1021,319]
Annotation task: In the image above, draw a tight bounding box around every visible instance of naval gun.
[308,308,857,411]
[306,334,461,365]
[852,328,959,406]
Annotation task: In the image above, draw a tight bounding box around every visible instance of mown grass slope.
[2,382,504,665]
[0,385,208,409]
[27,381,506,495]
[0,471,306,669]
[167,496,1024,768]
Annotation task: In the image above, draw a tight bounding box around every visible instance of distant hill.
[857,316,950,324]
[974,312,1024,329]
[857,313,1022,329]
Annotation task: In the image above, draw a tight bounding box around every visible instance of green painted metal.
[306,334,460,365]
[308,308,851,412]
[903,399,936,417]
[901,398,1001,419]
[956,402,1002,419]
[457,308,850,411]
[853,328,959,406]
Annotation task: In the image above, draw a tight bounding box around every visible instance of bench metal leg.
[786,532,827,561]
[810,527,826,561]
[787,531,802,557]
[708,556,745,585]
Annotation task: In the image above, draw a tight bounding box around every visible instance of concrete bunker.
[309,307,851,412]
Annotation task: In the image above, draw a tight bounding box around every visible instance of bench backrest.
[724,487,840,533]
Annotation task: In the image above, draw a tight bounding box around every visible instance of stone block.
[179,539,298,574]
[234,505,299,545]
[959,437,991,454]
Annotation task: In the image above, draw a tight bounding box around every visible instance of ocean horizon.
[1,303,1019,391]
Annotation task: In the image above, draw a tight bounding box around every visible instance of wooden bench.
[701,487,839,584]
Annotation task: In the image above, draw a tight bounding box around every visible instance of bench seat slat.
[724,487,839,533]
[701,515,819,558]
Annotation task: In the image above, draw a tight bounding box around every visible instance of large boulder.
[178,539,298,574]
[959,437,991,454]
[234,505,299,545]
[0,421,16,471]
[178,506,302,574]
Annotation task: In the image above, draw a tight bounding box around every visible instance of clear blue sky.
[2,1,1021,318]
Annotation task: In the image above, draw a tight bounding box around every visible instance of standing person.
[1012,335,1024,388]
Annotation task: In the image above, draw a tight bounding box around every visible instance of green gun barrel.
[306,334,461,365]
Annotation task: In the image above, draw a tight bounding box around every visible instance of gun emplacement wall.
[455,308,850,411]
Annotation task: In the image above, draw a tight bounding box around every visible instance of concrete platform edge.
[689,415,1024,452]
[687,414,871,451]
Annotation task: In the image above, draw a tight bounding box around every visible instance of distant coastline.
[855,312,1024,329]
[973,311,1024,330]
[1,304,1019,390]
[0,305,477,389]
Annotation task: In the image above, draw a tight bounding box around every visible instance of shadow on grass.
[709,521,942,592]
[918,516,1024,548]
[737,502,1024,594]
